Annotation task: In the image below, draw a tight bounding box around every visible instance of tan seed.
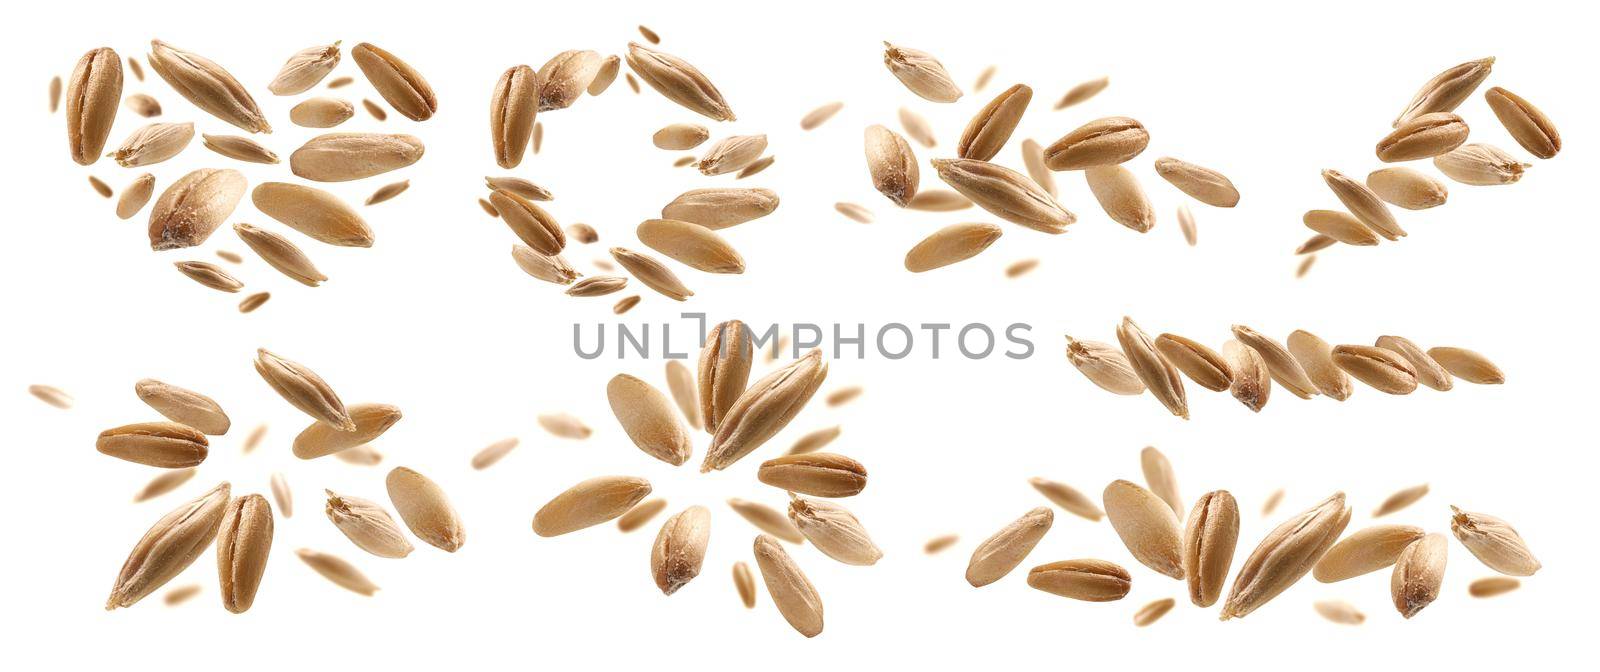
[1366,167,1448,210]
[29,384,73,409]
[932,158,1074,233]
[567,223,597,243]
[293,403,402,460]
[241,424,267,454]
[1182,490,1239,607]
[1322,169,1404,240]
[1153,157,1240,207]
[753,535,824,637]
[1085,165,1156,232]
[699,320,754,433]
[800,102,843,131]
[296,549,378,596]
[664,360,703,430]
[1427,346,1505,384]
[865,125,919,206]
[1450,505,1540,575]
[351,42,436,121]
[588,55,620,95]
[733,562,757,607]
[124,93,162,118]
[174,261,243,293]
[1103,479,1184,579]
[957,84,1031,161]
[470,438,519,471]
[617,498,669,533]
[234,223,327,287]
[973,65,996,92]
[216,494,273,613]
[254,349,354,431]
[966,507,1053,587]
[1117,317,1188,419]
[904,222,1002,272]
[489,65,537,168]
[1055,76,1109,109]
[637,219,746,274]
[326,76,353,89]
[268,42,341,95]
[1469,576,1521,598]
[1261,489,1285,516]
[147,167,245,250]
[1133,598,1177,626]
[362,99,387,120]
[1313,524,1427,583]
[292,97,358,128]
[652,123,710,150]
[661,188,780,229]
[1220,492,1351,620]
[758,453,867,498]
[324,489,413,558]
[625,43,734,121]
[270,473,292,518]
[1297,255,1316,278]
[1044,117,1149,170]
[366,180,409,206]
[698,134,767,176]
[787,425,841,455]
[533,476,653,537]
[386,467,464,552]
[1287,330,1353,400]
[133,468,197,503]
[147,40,269,132]
[924,534,959,554]
[882,42,962,102]
[1391,534,1447,618]
[611,247,693,301]
[1374,335,1452,390]
[536,50,602,112]
[163,584,200,606]
[1374,483,1431,517]
[1393,57,1494,127]
[334,445,383,466]
[237,292,270,313]
[49,75,62,113]
[1153,334,1232,392]
[905,189,973,212]
[290,132,424,182]
[202,134,279,164]
[107,482,230,609]
[117,173,156,219]
[87,175,113,198]
[703,349,829,471]
[1026,559,1132,601]
[1066,336,1145,395]
[1006,258,1040,278]
[652,506,711,594]
[478,198,499,217]
[66,48,123,165]
[787,496,882,566]
[897,107,937,148]
[835,202,874,223]
[736,155,774,179]
[107,118,192,166]
[134,379,230,435]
[607,374,693,466]
[1331,344,1418,394]
[1223,340,1272,412]
[1434,143,1529,185]
[491,189,564,255]
[537,413,592,439]
[1314,600,1366,625]
[252,182,373,248]
[1376,112,1469,161]
[1231,325,1319,399]
[1484,86,1560,159]
[1140,446,1183,517]
[727,498,804,543]
[1020,138,1057,197]
[1296,234,1337,255]
[1028,478,1104,521]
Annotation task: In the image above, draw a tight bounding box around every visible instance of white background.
[2,0,1593,667]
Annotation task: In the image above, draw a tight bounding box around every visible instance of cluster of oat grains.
[41,30,1554,637]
